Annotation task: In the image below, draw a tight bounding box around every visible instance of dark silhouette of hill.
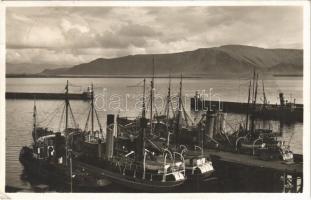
[40,45,303,77]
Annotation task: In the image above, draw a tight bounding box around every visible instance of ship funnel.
[205,111,216,139]
[136,117,147,161]
[279,93,285,106]
[105,114,114,160]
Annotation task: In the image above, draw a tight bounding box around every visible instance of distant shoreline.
[5,74,303,79]
[5,74,221,79]
[5,74,244,79]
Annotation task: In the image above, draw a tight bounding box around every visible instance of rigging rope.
[127,79,144,88]
[68,104,78,129]
[84,107,91,131]
[94,108,103,132]
[44,102,65,127]
[58,104,65,131]
[287,126,296,147]
[38,102,64,125]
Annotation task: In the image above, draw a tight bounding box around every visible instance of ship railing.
[253,137,264,155]
[180,145,187,153]
[125,151,135,158]
[162,152,168,182]
[235,136,247,151]
[162,148,173,161]
[111,156,185,182]
[194,145,203,155]
[173,152,186,176]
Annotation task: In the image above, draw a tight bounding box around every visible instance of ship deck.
[207,149,302,175]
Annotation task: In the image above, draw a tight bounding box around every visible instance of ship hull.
[74,160,185,192]
[19,146,108,190]
[186,170,215,182]
[19,147,68,184]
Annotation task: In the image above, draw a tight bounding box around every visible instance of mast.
[250,71,258,136]
[139,78,146,162]
[245,80,251,131]
[142,78,146,118]
[150,56,155,136]
[178,74,183,119]
[165,72,172,120]
[91,83,94,137]
[65,80,69,131]
[175,74,183,146]
[254,73,259,105]
[251,70,256,104]
[65,80,69,166]
[33,99,37,141]
[178,74,182,112]
[262,79,267,106]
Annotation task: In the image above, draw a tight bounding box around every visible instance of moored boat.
[72,79,186,192]
[19,81,110,191]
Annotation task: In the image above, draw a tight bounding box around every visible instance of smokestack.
[205,111,216,139]
[105,114,114,160]
[136,117,147,161]
[279,93,285,106]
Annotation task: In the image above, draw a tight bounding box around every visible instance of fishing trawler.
[202,71,294,162]
[142,71,215,182]
[19,81,109,191]
[164,75,214,181]
[190,79,303,122]
[72,81,186,192]
[234,71,294,161]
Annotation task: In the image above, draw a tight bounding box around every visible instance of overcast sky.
[6,6,303,69]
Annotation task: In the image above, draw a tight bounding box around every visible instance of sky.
[6,6,303,72]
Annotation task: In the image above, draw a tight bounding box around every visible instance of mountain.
[40,45,303,77]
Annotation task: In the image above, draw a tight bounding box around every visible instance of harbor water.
[5,77,303,192]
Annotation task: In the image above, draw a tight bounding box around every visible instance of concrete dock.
[6,92,90,100]
[191,98,303,122]
[207,149,303,192]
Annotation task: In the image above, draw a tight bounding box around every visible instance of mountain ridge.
[38,45,303,77]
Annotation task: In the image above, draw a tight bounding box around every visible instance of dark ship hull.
[75,159,185,192]
[19,146,68,184]
[19,146,108,190]
[186,170,215,182]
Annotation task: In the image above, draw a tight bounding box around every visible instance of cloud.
[6,48,88,66]
[97,30,148,49]
[119,23,161,37]
[6,6,303,73]
[61,19,90,33]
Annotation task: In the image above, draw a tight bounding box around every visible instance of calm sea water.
[5,77,303,191]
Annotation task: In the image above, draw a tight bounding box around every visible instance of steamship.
[199,71,294,161]
[152,75,215,181]
[19,81,109,191]
[72,82,186,192]
[191,80,303,122]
